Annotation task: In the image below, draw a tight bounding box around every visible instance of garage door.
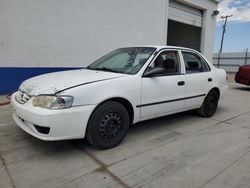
[168,0,202,27]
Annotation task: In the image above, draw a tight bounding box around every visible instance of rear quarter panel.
[211,68,228,98]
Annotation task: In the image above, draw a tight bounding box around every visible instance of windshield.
[87,47,156,74]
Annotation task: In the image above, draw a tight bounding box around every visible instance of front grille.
[15,90,31,104]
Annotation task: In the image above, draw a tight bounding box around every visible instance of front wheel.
[86,101,130,149]
[198,90,219,117]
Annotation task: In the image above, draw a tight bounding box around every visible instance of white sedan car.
[11,46,227,149]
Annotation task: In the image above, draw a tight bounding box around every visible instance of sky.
[214,0,250,52]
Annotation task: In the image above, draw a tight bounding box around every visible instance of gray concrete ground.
[0,82,250,188]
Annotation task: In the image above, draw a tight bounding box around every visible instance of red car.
[235,65,250,86]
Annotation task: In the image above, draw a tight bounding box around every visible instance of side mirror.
[143,67,166,77]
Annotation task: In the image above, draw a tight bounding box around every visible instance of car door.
[140,50,186,118]
[181,50,213,109]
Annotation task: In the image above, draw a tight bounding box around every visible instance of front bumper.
[11,92,96,141]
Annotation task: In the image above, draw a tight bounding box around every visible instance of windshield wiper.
[87,67,121,73]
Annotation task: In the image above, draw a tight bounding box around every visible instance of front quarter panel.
[60,75,141,123]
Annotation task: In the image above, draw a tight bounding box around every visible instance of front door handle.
[208,78,212,82]
[178,81,185,86]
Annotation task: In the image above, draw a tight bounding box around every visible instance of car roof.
[123,45,199,52]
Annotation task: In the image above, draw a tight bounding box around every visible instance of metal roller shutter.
[168,0,202,27]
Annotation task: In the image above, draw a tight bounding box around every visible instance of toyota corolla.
[11,46,228,149]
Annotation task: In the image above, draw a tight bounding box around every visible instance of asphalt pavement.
[1,82,250,188]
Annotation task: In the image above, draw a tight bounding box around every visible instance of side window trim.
[200,56,211,72]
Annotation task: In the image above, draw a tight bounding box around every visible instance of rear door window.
[182,51,210,74]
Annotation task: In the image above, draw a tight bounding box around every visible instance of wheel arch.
[90,97,134,125]
[209,87,220,99]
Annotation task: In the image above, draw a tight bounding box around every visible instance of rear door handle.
[208,78,212,82]
[178,81,185,86]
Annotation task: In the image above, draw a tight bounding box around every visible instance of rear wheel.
[86,101,130,149]
[198,90,219,117]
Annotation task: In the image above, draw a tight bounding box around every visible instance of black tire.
[86,101,130,149]
[198,90,219,117]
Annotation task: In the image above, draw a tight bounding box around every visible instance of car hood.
[19,69,126,96]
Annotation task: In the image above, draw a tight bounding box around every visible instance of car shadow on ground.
[130,111,195,130]
[71,110,201,151]
[13,110,205,155]
[214,105,230,115]
[8,129,87,158]
[231,83,250,91]
[234,86,250,91]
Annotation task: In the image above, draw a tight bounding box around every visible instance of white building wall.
[0,0,168,67]
[0,0,218,67]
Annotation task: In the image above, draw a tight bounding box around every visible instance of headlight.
[32,95,74,109]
